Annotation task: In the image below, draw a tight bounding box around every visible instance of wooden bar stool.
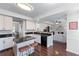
[29,42,38,55]
[19,46,30,56]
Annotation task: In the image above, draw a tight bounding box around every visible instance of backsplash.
[0,30,12,34]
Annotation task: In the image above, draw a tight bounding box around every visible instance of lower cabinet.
[34,34,41,44]
[0,39,4,51]
[47,35,53,47]
[0,37,14,51]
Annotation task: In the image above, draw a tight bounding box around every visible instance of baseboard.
[53,40,66,44]
[66,48,79,55]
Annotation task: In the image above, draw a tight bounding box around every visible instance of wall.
[66,11,79,55]
[51,19,67,43]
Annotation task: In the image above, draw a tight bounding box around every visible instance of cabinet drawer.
[4,37,14,48]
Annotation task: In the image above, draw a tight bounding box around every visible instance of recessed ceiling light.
[17,3,33,11]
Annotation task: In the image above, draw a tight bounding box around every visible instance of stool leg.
[28,48,30,56]
[26,50,28,56]
[22,52,23,56]
[19,52,22,56]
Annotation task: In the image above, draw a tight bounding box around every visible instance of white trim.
[66,48,79,55]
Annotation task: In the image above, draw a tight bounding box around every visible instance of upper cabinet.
[25,20,48,31]
[0,15,13,30]
[25,20,36,31]
[4,16,13,30]
[0,15,4,30]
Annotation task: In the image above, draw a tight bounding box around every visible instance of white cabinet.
[25,34,41,44]
[0,15,4,30]
[4,16,13,30]
[17,39,34,48]
[0,39,4,51]
[26,21,36,30]
[0,15,13,30]
[4,37,14,49]
[0,37,14,51]
[47,34,53,47]
[34,34,41,44]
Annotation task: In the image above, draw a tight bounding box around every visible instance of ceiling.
[0,3,67,19]
[0,3,79,23]
[40,12,67,22]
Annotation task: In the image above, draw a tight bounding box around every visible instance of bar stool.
[29,42,38,55]
[19,46,30,56]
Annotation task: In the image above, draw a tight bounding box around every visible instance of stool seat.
[19,46,30,56]
[19,46,29,52]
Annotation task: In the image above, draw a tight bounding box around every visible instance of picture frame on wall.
[69,21,78,30]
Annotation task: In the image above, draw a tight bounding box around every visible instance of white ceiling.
[0,3,67,18]
[0,3,79,23]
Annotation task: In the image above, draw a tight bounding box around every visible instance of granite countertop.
[15,36,35,43]
[25,31,52,36]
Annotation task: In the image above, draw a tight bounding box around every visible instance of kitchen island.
[13,36,35,56]
[13,31,53,56]
[25,31,53,48]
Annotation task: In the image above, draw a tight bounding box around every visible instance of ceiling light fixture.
[56,22,59,24]
[17,3,33,11]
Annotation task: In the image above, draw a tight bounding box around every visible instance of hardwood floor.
[0,48,14,56]
[33,41,78,56]
[0,41,78,56]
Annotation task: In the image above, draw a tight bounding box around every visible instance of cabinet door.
[34,35,41,43]
[37,35,41,43]
[4,37,13,49]
[0,39,4,51]
[47,35,53,47]
[0,15,4,30]
[26,21,36,30]
[4,16,13,30]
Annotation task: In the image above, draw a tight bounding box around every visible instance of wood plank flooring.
[0,41,78,56]
[32,41,79,56]
[0,48,14,56]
